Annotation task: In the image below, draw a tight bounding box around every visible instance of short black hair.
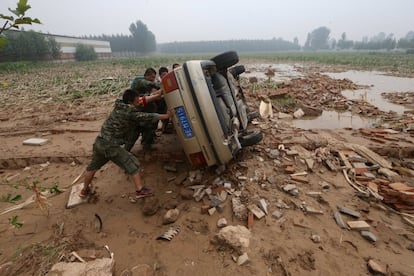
[172,63,180,69]
[144,67,156,76]
[122,89,139,104]
[158,66,168,75]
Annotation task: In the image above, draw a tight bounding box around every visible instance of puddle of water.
[295,71,414,129]
[244,64,303,82]
[244,64,414,129]
[326,71,414,114]
[293,110,379,130]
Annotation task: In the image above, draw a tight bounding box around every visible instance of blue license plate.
[175,106,194,138]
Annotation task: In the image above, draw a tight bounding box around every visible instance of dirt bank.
[1,61,414,276]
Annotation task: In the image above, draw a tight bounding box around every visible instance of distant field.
[1,51,414,75]
[241,52,414,75]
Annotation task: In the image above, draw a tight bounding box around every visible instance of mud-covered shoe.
[135,187,154,199]
[79,185,92,198]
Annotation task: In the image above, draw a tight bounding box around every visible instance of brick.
[247,212,254,229]
[284,166,295,174]
[247,204,265,219]
[389,182,414,192]
[360,129,372,136]
[304,206,323,215]
[347,220,370,231]
[200,205,210,214]
[353,167,368,175]
[370,137,386,144]
[352,162,368,169]
[367,182,379,193]
[291,175,309,184]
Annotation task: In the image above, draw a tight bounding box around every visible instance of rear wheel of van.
[211,51,239,71]
[238,128,263,147]
[229,65,245,79]
[247,111,260,122]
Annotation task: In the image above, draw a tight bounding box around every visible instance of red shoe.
[79,185,91,198]
[135,187,154,199]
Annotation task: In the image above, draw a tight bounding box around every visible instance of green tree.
[129,20,156,54]
[304,26,330,50]
[337,32,354,50]
[397,31,414,49]
[0,0,41,49]
[74,44,97,61]
[293,37,299,45]
[354,32,396,50]
[0,30,56,61]
[47,36,61,59]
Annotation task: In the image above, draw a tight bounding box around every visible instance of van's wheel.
[229,65,245,79]
[238,129,263,147]
[211,51,239,71]
[247,111,260,122]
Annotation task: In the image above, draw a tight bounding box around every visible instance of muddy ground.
[0,60,414,276]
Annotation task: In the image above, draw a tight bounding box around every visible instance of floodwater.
[244,64,414,129]
[245,64,303,82]
[326,71,414,114]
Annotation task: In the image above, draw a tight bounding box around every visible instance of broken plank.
[338,151,352,169]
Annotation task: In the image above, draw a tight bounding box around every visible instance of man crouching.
[80,89,174,199]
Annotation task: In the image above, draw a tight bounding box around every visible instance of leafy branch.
[0,0,41,48]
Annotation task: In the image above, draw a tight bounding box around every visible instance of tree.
[74,44,97,61]
[0,30,59,61]
[337,32,354,50]
[0,0,41,49]
[305,26,330,50]
[293,37,299,45]
[405,31,414,41]
[47,36,61,59]
[129,20,156,54]
[397,31,414,49]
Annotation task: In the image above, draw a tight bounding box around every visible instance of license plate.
[175,106,194,138]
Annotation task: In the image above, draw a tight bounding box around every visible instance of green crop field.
[1,51,414,74]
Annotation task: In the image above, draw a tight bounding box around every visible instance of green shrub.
[74,44,97,61]
[0,30,55,62]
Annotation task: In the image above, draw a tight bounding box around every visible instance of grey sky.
[1,0,413,44]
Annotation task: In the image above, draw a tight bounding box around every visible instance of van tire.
[211,51,239,71]
[247,111,260,122]
[229,65,245,78]
[238,129,263,147]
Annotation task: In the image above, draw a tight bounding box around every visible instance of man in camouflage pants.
[80,89,173,199]
[128,68,167,150]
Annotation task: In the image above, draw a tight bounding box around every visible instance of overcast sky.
[1,0,413,44]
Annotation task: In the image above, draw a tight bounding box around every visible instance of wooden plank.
[347,143,392,169]
[338,151,352,169]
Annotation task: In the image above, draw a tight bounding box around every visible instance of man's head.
[144,68,157,82]
[122,89,140,104]
[158,67,168,79]
[172,63,180,69]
